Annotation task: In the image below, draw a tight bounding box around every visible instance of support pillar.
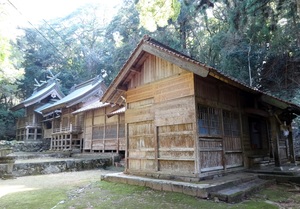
[288,124,296,164]
[270,116,282,170]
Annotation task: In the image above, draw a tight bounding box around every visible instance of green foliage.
[136,0,181,32]
[0,107,22,140]
[0,0,299,139]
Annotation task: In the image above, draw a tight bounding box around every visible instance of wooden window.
[198,105,221,136]
[119,123,125,138]
[62,117,69,128]
[223,110,240,137]
[105,124,118,139]
[92,126,104,139]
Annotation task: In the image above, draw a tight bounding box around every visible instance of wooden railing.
[17,117,42,128]
[52,124,82,134]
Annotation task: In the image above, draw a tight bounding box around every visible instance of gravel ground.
[0,168,122,198]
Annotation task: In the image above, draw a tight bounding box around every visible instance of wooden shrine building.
[41,76,106,151]
[11,74,64,142]
[101,36,300,180]
[72,99,125,153]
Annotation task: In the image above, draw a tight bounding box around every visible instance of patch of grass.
[259,185,291,202]
[62,181,279,209]
[236,200,278,209]
[0,178,295,209]
[0,188,68,209]
[98,181,147,195]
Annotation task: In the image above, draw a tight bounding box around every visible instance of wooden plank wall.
[125,55,197,177]
[128,54,186,88]
[195,75,244,174]
[82,106,125,152]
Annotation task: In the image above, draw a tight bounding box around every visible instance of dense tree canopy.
[0,4,24,139]
[0,0,299,139]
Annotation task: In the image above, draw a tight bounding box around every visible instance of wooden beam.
[130,68,140,74]
[142,44,209,77]
[244,108,269,117]
[261,95,289,110]
[116,85,127,91]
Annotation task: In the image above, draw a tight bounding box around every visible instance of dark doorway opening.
[249,117,262,149]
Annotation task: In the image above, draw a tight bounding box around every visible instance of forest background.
[0,0,299,139]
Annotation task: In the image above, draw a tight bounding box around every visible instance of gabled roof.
[107,107,125,118]
[34,101,57,114]
[101,35,300,114]
[42,76,106,113]
[72,99,110,114]
[101,35,209,105]
[11,80,64,111]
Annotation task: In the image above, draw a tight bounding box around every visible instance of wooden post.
[34,128,37,141]
[91,110,94,152]
[26,128,29,142]
[103,107,107,153]
[117,115,120,154]
[50,136,53,150]
[125,123,129,172]
[194,100,200,178]
[270,116,282,170]
[288,122,296,164]
[154,126,158,171]
[220,110,226,172]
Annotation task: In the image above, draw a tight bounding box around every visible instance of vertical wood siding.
[82,106,125,152]
[128,54,186,88]
[125,55,197,177]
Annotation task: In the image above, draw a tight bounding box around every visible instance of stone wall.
[13,158,112,177]
[0,140,50,152]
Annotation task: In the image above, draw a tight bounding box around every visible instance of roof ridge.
[69,75,102,93]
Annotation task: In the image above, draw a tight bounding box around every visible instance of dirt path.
[0,168,120,198]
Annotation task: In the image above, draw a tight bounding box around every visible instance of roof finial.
[34,78,42,87]
[46,69,61,83]
[143,34,150,41]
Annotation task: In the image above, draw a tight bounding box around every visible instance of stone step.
[209,178,273,203]
[253,160,275,168]
[102,172,268,201]
[206,175,258,193]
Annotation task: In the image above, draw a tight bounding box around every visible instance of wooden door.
[199,138,224,172]
[198,106,224,173]
[223,111,243,168]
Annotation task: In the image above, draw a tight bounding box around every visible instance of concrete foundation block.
[151,182,163,191]
[182,185,198,196]
[172,183,183,193]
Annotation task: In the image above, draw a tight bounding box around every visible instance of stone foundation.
[13,157,112,177]
[0,140,50,152]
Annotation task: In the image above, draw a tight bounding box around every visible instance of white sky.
[0,0,121,38]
